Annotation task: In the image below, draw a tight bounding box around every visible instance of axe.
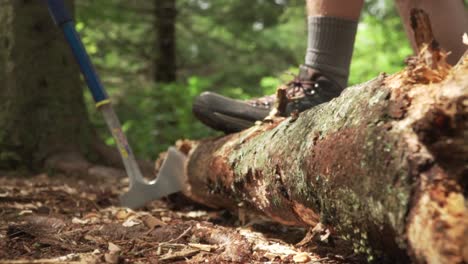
[46,0,186,208]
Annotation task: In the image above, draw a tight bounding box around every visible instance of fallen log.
[171,11,468,263]
[177,32,468,263]
[181,52,467,262]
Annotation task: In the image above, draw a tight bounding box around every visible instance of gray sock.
[305,16,358,88]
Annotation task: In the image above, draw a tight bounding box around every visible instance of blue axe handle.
[47,0,108,105]
[46,0,147,186]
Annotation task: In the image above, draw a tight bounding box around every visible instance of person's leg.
[306,0,363,20]
[395,0,468,65]
[192,0,364,133]
[304,0,363,89]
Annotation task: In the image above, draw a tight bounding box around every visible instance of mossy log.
[181,52,468,263]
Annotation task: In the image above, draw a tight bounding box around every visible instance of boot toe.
[192,92,270,133]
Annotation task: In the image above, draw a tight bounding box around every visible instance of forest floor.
[0,173,357,263]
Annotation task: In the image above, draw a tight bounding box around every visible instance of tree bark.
[154,0,177,83]
[181,52,468,262]
[0,0,96,171]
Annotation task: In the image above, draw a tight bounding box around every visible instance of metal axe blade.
[120,147,187,209]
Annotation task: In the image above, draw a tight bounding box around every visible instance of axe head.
[120,147,187,209]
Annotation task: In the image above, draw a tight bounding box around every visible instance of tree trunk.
[181,51,468,262]
[154,0,177,83]
[152,0,178,152]
[0,0,95,171]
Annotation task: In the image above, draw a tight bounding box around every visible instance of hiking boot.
[192,65,343,133]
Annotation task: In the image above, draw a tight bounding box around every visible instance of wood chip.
[122,217,141,227]
[142,215,166,229]
[188,243,217,252]
[104,253,119,264]
[161,216,172,222]
[296,222,329,246]
[263,252,279,260]
[84,235,103,244]
[293,252,311,263]
[18,210,33,216]
[72,217,89,225]
[105,242,121,264]
[108,242,121,253]
[115,209,132,220]
[83,212,100,219]
[184,211,207,218]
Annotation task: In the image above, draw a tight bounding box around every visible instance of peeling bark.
[181,51,468,262]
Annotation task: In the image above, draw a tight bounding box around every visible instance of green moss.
[270,195,283,208]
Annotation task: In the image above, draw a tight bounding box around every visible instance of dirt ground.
[0,173,358,263]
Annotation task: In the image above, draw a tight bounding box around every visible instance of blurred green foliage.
[76,0,412,159]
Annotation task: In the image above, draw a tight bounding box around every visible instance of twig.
[166,226,192,243]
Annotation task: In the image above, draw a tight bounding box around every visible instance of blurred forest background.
[76,0,413,159]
